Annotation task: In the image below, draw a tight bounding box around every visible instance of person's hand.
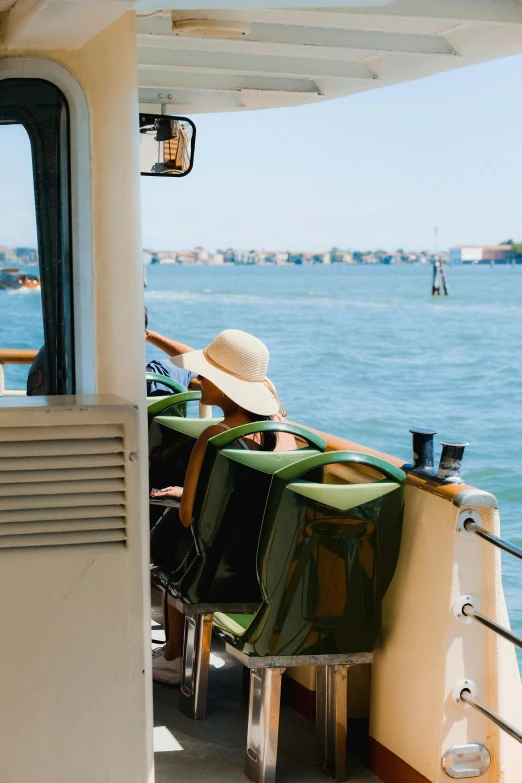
[150,486,183,498]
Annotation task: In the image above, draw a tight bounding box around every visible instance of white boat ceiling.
[2,1,522,113]
[136,0,522,113]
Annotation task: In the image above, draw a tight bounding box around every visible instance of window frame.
[0,59,95,395]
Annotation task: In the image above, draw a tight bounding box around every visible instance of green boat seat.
[148,413,220,528]
[177,422,327,605]
[146,371,188,396]
[148,414,223,527]
[150,420,326,722]
[213,450,406,658]
[213,611,255,636]
[211,451,405,783]
[147,390,202,422]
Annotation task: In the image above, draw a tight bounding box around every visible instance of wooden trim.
[368,737,431,783]
[0,348,37,365]
[304,423,473,503]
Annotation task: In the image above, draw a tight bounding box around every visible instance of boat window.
[0,79,74,396]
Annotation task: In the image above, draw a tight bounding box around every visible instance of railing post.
[0,364,4,396]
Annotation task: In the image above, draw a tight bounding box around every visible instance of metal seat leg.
[316,664,349,782]
[245,667,285,783]
[179,612,212,720]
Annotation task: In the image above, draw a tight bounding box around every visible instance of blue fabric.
[146,358,197,395]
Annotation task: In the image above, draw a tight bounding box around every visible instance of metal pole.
[464,519,522,562]
[0,364,4,396]
[441,261,449,295]
[462,604,522,651]
[432,258,441,296]
[461,690,522,745]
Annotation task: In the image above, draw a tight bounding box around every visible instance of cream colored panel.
[370,487,522,782]
[0,397,151,783]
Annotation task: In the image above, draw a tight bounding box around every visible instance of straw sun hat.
[171,329,285,417]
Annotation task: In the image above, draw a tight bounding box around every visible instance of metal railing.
[465,518,522,562]
[459,513,522,745]
[460,690,522,744]
[0,349,37,396]
[462,603,522,652]
[1,347,213,416]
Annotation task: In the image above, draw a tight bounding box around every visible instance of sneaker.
[152,646,183,685]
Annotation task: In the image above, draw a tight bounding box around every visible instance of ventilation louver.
[0,424,126,549]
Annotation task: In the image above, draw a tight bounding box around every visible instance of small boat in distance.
[0,268,40,290]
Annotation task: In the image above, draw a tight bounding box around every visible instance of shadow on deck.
[152,620,381,783]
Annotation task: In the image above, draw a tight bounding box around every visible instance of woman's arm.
[146,330,193,357]
[178,424,225,526]
[152,424,225,527]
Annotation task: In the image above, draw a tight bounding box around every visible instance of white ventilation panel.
[0,424,127,548]
[0,397,150,783]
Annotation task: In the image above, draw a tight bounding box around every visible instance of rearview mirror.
[139,113,196,177]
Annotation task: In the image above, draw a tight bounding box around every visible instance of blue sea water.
[2,263,522,661]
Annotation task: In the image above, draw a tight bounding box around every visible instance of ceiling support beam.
[137,29,459,60]
[138,70,321,95]
[165,2,522,29]
[139,1,522,31]
[137,49,378,81]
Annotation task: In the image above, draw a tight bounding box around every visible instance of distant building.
[15,247,38,263]
[449,245,512,264]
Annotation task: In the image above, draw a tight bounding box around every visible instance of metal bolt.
[158,93,163,99]
[129,452,140,463]
[167,94,172,99]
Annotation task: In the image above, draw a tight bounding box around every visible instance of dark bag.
[150,508,196,642]
[150,507,196,576]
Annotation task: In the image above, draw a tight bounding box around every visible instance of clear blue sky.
[2,53,522,252]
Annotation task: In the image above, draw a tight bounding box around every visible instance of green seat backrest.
[234,451,406,657]
[147,391,202,421]
[146,371,188,395]
[175,422,327,604]
[148,415,223,527]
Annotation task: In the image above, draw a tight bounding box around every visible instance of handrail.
[0,348,38,365]
[464,519,522,562]
[460,690,522,744]
[0,348,37,396]
[457,515,522,749]
[462,603,522,651]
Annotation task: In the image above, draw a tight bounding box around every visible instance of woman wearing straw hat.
[150,329,293,684]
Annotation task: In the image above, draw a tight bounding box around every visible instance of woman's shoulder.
[196,422,229,443]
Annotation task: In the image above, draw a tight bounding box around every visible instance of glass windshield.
[0,123,44,395]
[0,79,74,397]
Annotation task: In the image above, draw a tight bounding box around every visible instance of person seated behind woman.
[150,328,293,684]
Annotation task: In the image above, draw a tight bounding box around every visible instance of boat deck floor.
[151,610,381,783]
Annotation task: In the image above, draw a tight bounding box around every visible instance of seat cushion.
[213,612,256,637]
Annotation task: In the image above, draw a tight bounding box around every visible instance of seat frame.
[226,644,374,783]
[160,588,260,720]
